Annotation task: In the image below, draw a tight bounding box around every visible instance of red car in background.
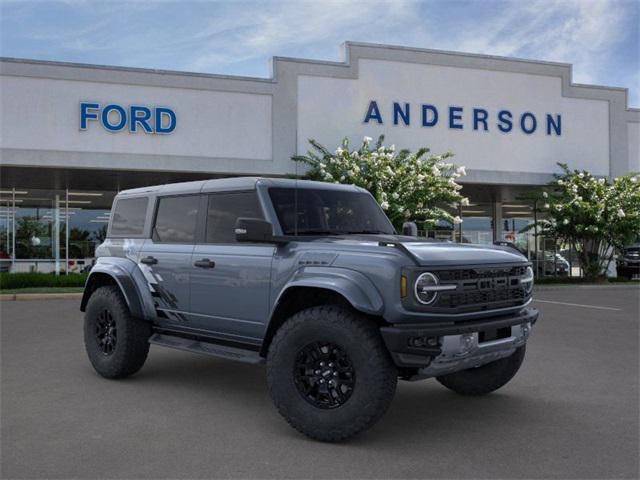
[0,249,11,273]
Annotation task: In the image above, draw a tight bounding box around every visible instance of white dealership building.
[0,42,638,272]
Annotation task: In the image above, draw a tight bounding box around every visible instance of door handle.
[194,258,215,269]
[140,256,158,265]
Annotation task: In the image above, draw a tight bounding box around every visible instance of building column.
[65,189,69,275]
[11,188,16,263]
[494,200,503,243]
[54,194,60,275]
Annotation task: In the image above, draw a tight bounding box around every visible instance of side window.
[153,195,200,243]
[206,191,263,243]
[110,197,148,236]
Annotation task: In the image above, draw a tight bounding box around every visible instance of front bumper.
[380,307,539,376]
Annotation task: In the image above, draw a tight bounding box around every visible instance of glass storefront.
[0,183,573,277]
[0,188,115,274]
[459,202,494,245]
[501,201,535,255]
[424,196,572,277]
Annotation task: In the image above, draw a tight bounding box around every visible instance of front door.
[139,194,200,325]
[188,191,274,343]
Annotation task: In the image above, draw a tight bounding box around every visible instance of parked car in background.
[546,253,570,276]
[525,251,570,277]
[616,243,640,280]
[0,249,11,273]
[493,240,528,257]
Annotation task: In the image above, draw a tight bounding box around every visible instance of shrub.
[0,272,88,289]
[293,135,467,230]
[527,163,640,281]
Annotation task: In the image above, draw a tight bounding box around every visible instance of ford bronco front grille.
[437,265,527,282]
[431,265,530,313]
[436,285,527,309]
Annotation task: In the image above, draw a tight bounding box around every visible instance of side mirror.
[235,217,274,243]
[402,221,418,236]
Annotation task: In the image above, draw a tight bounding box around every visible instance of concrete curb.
[0,293,83,301]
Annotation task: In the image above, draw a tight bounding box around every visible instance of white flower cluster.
[294,135,467,228]
[537,163,640,278]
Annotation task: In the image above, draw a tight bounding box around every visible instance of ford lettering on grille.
[430,265,530,312]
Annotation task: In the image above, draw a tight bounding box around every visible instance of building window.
[460,203,494,245]
[501,202,534,256]
[0,188,116,273]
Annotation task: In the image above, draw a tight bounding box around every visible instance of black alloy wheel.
[95,308,117,355]
[293,342,356,409]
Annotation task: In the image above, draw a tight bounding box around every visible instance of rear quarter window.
[110,197,149,237]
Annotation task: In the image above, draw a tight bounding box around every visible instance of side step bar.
[149,333,264,364]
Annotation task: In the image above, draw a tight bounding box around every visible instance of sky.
[1,0,639,106]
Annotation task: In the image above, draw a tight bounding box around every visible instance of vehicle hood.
[319,235,528,266]
[400,241,527,266]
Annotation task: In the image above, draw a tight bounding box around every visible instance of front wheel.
[84,285,151,379]
[436,345,526,396]
[267,305,397,442]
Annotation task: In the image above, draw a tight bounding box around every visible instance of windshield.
[268,187,395,236]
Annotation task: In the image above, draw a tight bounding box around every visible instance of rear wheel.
[267,305,397,442]
[436,345,526,396]
[84,285,151,379]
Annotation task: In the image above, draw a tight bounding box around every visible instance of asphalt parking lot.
[1,286,638,479]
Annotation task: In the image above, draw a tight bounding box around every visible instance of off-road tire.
[84,285,151,379]
[436,345,526,396]
[267,305,397,442]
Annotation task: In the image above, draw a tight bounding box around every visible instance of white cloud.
[425,0,631,86]
[181,0,634,93]
[185,0,418,72]
[1,0,636,102]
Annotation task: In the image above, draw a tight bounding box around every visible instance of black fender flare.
[80,259,156,321]
[271,266,385,317]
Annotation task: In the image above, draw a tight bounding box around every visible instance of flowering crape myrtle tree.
[532,163,640,280]
[292,135,469,230]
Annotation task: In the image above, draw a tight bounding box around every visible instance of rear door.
[139,194,200,325]
[188,190,274,343]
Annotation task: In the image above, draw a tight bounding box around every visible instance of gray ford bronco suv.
[81,177,538,441]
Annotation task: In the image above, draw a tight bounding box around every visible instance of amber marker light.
[400,275,408,298]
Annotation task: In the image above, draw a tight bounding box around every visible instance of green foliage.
[528,163,640,280]
[15,216,50,259]
[69,228,91,241]
[293,135,468,230]
[92,225,108,243]
[0,287,85,294]
[0,272,88,289]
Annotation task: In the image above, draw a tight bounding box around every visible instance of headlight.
[414,272,456,305]
[521,266,534,295]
